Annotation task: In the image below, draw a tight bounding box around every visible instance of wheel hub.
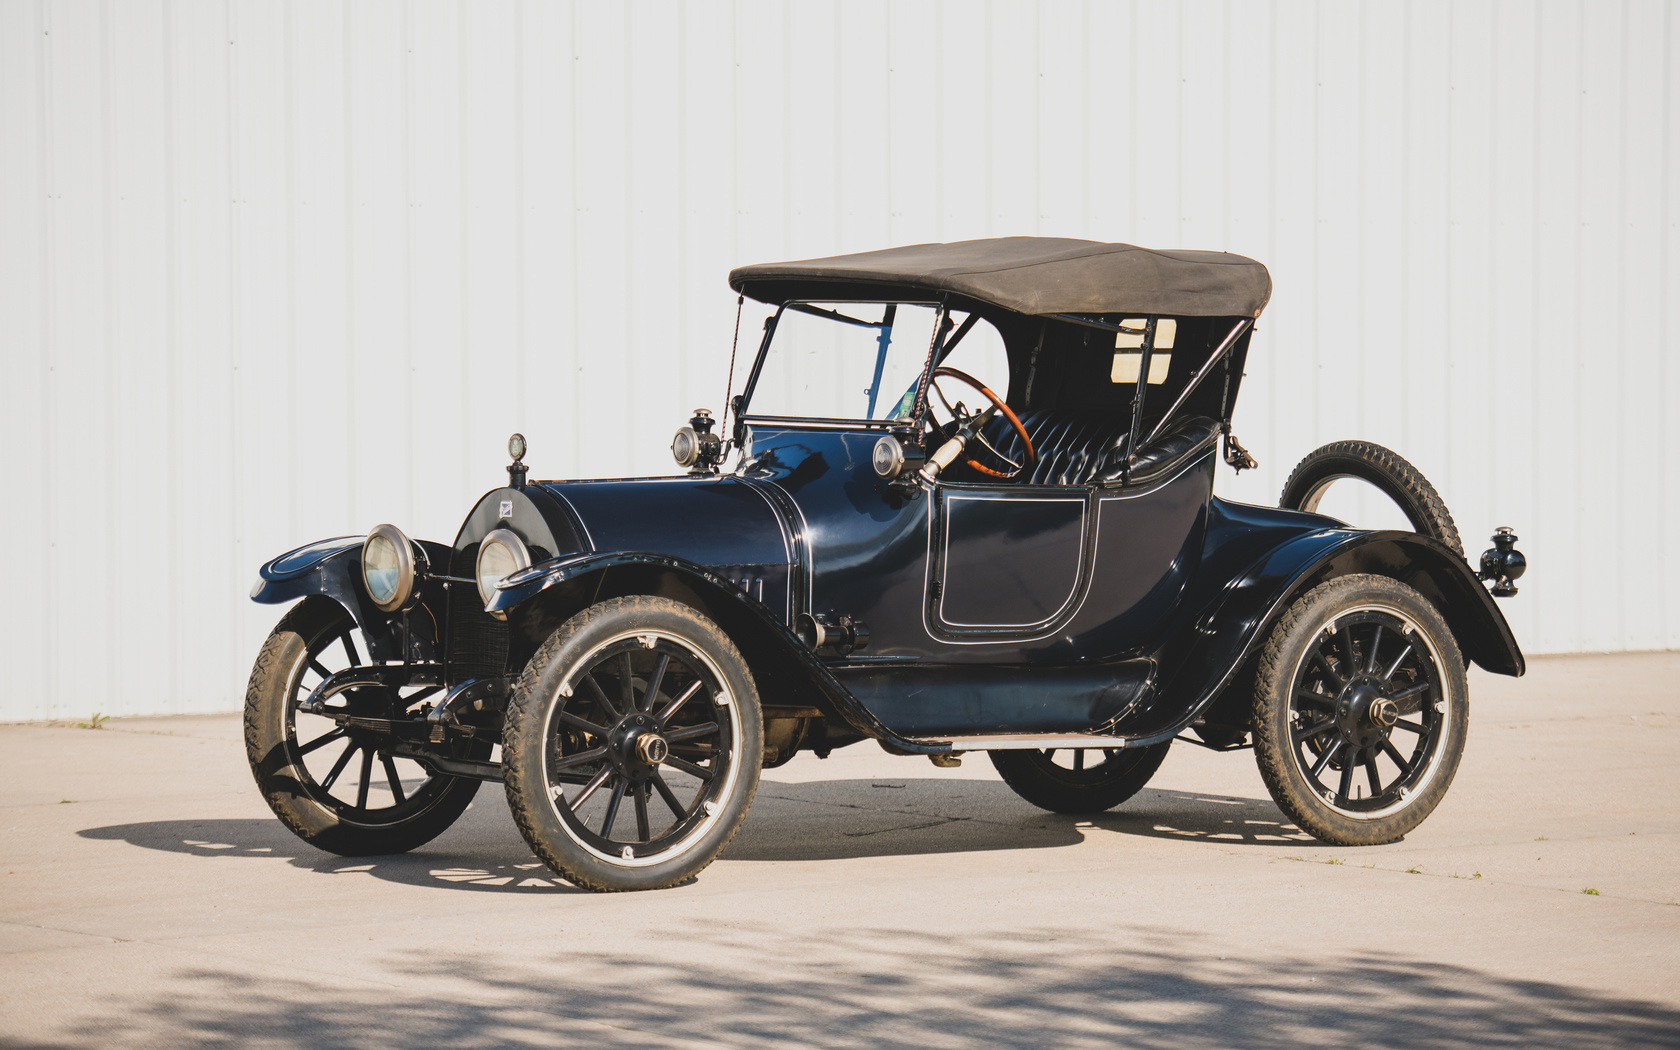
[1336,680,1394,751]
[610,713,668,779]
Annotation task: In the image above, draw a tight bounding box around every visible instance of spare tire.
[1279,440,1464,557]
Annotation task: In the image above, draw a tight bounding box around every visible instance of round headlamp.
[476,528,532,611]
[671,426,699,468]
[362,524,416,612]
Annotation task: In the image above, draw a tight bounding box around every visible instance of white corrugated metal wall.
[1,0,1674,721]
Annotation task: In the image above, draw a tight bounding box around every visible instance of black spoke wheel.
[1252,575,1468,846]
[990,741,1171,814]
[245,597,483,856]
[502,597,762,892]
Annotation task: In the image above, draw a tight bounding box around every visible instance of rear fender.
[1130,529,1524,744]
[250,536,452,664]
[491,552,942,753]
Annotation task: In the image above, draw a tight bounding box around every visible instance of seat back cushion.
[979,412,1219,487]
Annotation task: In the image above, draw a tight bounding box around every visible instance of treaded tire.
[502,596,762,892]
[245,597,481,856]
[990,742,1171,814]
[1252,575,1468,846]
[1279,440,1464,556]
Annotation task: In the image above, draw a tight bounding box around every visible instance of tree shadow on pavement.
[13,923,1680,1049]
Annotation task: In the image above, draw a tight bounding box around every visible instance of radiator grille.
[448,588,510,679]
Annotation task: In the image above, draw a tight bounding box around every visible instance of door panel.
[933,488,1092,636]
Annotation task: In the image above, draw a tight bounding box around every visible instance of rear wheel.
[502,597,762,892]
[1279,440,1463,556]
[244,598,482,856]
[1251,575,1468,846]
[990,742,1171,814]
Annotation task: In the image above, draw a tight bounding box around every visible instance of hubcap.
[633,731,670,766]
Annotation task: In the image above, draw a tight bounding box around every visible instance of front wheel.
[990,742,1171,814]
[244,598,483,856]
[501,597,763,892]
[1251,575,1468,846]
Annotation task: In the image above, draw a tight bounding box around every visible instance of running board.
[906,733,1137,751]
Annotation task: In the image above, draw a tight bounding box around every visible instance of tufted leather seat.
[978,412,1221,487]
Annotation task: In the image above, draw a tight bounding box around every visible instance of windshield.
[743,302,941,422]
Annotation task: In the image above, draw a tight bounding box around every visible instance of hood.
[540,476,794,573]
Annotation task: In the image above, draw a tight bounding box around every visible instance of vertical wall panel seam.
[1354,0,1365,437]
[1176,0,1185,244]
[1488,0,1502,532]
[1653,0,1666,638]
[1079,0,1089,234]
[1444,3,1455,486]
[782,2,792,255]
[1031,2,1039,234]
[1129,0,1137,235]
[284,0,298,545]
[458,0,470,498]
[569,1,581,456]
[1615,0,1629,645]
[624,8,635,454]
[1310,2,1321,440]
[515,0,526,420]
[1399,7,1410,455]
[224,0,242,703]
[1572,0,1584,647]
[677,0,688,402]
[936,0,946,240]
[100,0,119,709]
[886,3,896,238]
[344,2,358,518]
[165,0,182,710]
[1530,0,1543,647]
[402,0,415,525]
[1264,0,1276,463]
[1220,0,1230,248]
[38,0,56,718]
[983,0,992,235]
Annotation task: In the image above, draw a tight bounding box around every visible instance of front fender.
[489,551,951,755]
[1126,529,1524,744]
[250,535,452,664]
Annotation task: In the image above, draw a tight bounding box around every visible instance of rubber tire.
[990,742,1171,814]
[502,596,763,892]
[1251,575,1468,846]
[244,597,481,856]
[1279,440,1464,557]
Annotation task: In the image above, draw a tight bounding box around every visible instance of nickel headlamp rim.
[362,523,419,613]
[477,528,533,611]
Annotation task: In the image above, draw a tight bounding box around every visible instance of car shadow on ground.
[77,779,1311,893]
[76,817,587,894]
[15,922,1680,1049]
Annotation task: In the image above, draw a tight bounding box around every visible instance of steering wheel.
[928,366,1036,480]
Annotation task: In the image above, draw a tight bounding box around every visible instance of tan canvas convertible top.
[729,237,1272,319]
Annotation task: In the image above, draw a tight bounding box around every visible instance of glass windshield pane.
[746,302,940,421]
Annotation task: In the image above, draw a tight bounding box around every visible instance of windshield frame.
[734,298,951,431]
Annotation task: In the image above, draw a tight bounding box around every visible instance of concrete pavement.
[2,652,1677,1048]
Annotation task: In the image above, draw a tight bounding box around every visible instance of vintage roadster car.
[246,238,1527,891]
